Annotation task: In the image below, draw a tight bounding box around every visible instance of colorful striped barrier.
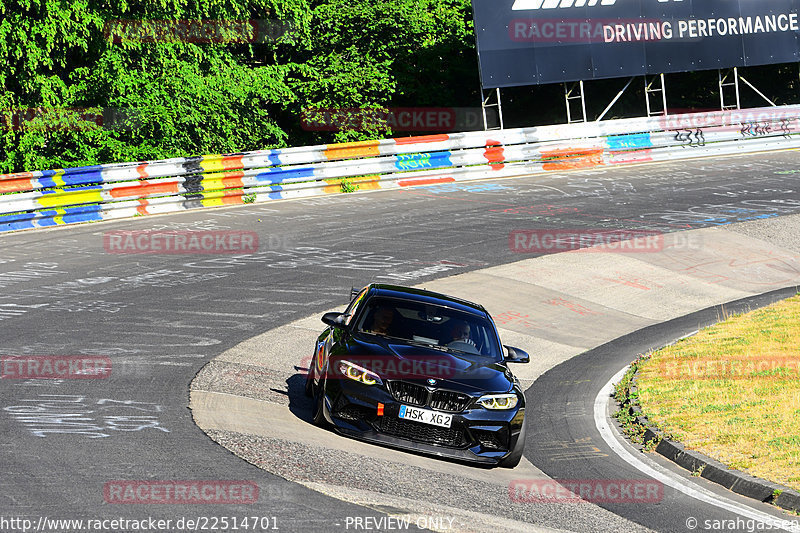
[2,105,800,232]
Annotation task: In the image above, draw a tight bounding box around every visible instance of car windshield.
[355,297,503,361]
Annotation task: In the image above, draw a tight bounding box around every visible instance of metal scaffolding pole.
[645,73,668,117]
[596,77,634,122]
[719,68,741,110]
[481,88,504,131]
[564,81,587,123]
[738,74,777,107]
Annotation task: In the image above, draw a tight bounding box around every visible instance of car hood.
[339,336,515,394]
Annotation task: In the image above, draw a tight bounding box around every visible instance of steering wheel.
[446,339,480,355]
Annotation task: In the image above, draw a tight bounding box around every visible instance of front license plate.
[398,405,453,428]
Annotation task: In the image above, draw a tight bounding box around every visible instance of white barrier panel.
[1,105,799,232]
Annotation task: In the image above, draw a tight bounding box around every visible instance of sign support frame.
[645,74,668,117]
[564,80,587,123]
[481,87,505,131]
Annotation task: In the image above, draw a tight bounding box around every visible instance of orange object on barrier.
[395,134,450,145]
[0,175,35,193]
[484,140,505,170]
[219,172,245,189]
[324,140,381,160]
[322,175,382,194]
[397,176,455,187]
[541,147,604,171]
[110,180,180,199]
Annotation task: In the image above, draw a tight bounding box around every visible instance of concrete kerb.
[189,215,800,522]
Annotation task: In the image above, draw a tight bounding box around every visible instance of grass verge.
[624,294,800,492]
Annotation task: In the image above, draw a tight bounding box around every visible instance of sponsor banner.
[0,108,140,131]
[510,18,665,43]
[657,357,800,380]
[104,19,291,44]
[301,107,485,132]
[104,230,259,255]
[104,480,259,504]
[1,356,111,379]
[472,0,800,87]
[509,479,664,503]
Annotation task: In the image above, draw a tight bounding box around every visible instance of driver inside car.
[446,320,478,352]
[367,306,395,336]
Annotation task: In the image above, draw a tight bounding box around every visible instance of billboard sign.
[472,0,800,88]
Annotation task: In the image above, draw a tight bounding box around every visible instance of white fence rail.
[2,105,799,232]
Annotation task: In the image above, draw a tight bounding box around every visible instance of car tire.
[311,375,329,427]
[304,366,314,397]
[499,421,526,468]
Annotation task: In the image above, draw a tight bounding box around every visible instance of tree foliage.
[0,0,478,173]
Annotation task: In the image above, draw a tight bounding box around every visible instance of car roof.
[364,284,488,316]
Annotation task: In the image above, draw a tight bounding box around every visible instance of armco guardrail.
[2,105,800,232]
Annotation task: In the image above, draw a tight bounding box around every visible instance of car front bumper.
[321,378,525,465]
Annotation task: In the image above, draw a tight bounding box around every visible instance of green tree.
[0,0,478,173]
[289,0,478,144]
[0,0,311,173]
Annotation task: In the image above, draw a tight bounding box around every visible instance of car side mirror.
[321,312,348,328]
[504,345,530,363]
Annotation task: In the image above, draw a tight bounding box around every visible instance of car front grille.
[375,417,467,448]
[388,381,427,407]
[430,390,472,412]
[387,381,471,413]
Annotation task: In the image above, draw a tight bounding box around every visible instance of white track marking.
[595,366,800,532]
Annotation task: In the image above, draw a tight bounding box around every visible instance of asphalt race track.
[1,150,800,532]
[526,287,800,533]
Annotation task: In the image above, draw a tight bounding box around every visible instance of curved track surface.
[1,151,800,532]
[526,287,800,533]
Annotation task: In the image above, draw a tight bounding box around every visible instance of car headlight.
[477,393,518,410]
[338,360,383,386]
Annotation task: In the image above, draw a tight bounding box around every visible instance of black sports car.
[305,283,529,467]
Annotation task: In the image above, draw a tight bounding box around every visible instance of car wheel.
[304,365,314,397]
[311,375,328,427]
[499,421,526,469]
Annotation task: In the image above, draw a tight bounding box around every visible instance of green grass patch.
[634,294,800,492]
